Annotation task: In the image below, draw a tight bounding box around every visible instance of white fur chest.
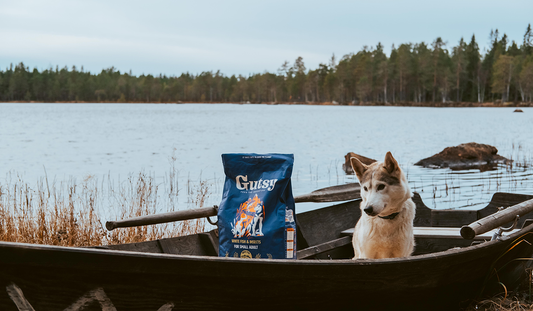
[352,199,415,259]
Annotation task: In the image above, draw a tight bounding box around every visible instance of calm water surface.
[1,103,533,213]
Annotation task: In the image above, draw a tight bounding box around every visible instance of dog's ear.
[350,157,367,181]
[384,151,399,174]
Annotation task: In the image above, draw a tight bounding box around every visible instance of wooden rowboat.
[1,189,533,310]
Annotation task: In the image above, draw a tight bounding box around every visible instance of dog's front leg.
[352,236,364,260]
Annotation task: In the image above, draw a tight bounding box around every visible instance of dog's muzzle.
[364,206,377,216]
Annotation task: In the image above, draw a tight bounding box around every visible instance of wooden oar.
[106,183,361,231]
[106,206,218,231]
[294,183,360,203]
[460,198,533,239]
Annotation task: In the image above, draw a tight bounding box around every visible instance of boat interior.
[99,192,533,260]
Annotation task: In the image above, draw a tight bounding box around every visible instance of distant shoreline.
[1,100,532,107]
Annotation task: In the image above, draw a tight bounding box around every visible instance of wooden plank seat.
[340,227,520,240]
[296,226,521,260]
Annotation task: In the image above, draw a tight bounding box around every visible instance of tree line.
[1,25,533,105]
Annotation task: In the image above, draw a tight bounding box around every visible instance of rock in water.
[414,142,511,171]
[343,152,377,174]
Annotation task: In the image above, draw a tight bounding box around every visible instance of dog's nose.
[364,206,374,215]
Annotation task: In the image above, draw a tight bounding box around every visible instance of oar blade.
[294,183,361,203]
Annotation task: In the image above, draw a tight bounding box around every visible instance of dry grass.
[467,290,533,311]
[471,296,533,311]
[0,170,210,247]
[466,269,533,311]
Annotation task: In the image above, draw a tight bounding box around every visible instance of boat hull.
[1,225,533,311]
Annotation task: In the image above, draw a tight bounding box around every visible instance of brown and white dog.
[350,152,415,259]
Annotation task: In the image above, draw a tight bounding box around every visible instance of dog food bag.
[218,153,296,260]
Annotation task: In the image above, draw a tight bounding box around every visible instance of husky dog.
[350,152,415,259]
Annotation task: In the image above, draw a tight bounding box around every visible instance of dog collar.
[378,212,400,220]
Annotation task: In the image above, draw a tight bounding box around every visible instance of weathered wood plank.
[104,230,219,256]
[412,193,432,227]
[297,236,352,259]
[296,200,361,248]
[100,240,163,254]
[198,231,219,256]
[341,227,519,240]
[431,210,477,227]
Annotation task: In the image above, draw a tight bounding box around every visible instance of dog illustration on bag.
[231,195,265,238]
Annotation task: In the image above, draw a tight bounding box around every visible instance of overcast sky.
[1,0,532,77]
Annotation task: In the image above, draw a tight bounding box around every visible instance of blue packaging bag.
[218,153,296,259]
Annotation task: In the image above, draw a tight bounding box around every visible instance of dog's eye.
[363,186,368,192]
[377,184,386,191]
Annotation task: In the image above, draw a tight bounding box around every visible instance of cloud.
[0,27,328,76]
[1,0,532,76]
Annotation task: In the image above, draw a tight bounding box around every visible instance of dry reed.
[467,277,533,311]
[0,170,210,247]
[471,296,533,311]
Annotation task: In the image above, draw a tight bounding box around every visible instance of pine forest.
[2,25,533,105]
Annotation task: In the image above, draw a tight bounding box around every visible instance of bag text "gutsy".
[236,175,278,191]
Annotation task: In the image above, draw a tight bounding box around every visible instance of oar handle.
[106,206,218,231]
[460,198,533,239]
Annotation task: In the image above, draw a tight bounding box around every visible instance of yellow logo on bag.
[240,250,252,259]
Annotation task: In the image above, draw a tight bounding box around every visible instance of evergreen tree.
[452,38,467,101]
[464,35,481,102]
[431,37,446,102]
[492,55,514,102]
[373,42,389,102]
[520,55,533,102]
[524,24,533,56]
[412,42,432,102]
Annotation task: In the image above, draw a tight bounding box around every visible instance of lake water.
[1,103,533,214]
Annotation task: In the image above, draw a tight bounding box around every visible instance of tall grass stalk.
[0,171,210,247]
